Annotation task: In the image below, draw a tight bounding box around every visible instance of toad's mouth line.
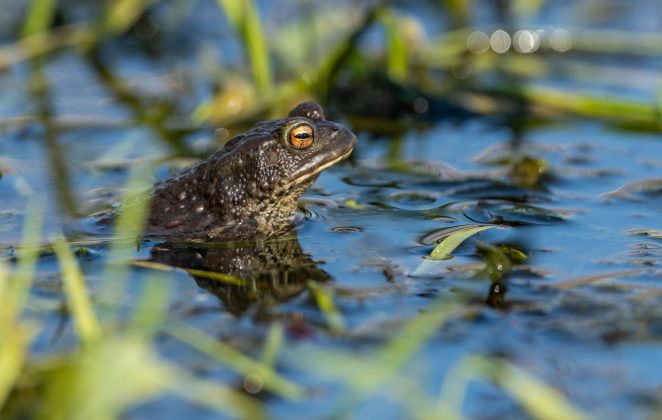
[289,148,354,187]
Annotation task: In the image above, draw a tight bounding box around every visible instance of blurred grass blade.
[99,163,152,313]
[429,225,496,260]
[7,199,44,323]
[260,322,284,367]
[522,85,657,125]
[460,356,586,420]
[367,300,458,389]
[169,369,264,419]
[286,299,463,416]
[379,9,408,82]
[0,262,33,409]
[312,4,382,97]
[128,274,169,338]
[302,299,460,390]
[0,262,7,304]
[440,0,472,22]
[288,348,437,418]
[21,0,57,37]
[0,326,31,410]
[103,0,154,35]
[165,323,304,399]
[41,337,249,419]
[42,338,161,418]
[53,238,101,343]
[0,25,95,72]
[307,281,345,334]
[0,199,43,409]
[512,0,545,17]
[216,0,272,94]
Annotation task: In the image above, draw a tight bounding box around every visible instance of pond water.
[1,0,662,419]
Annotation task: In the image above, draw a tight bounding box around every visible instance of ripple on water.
[388,190,439,210]
[459,201,572,225]
[331,226,364,233]
[342,173,401,188]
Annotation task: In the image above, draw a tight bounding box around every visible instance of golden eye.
[288,124,314,149]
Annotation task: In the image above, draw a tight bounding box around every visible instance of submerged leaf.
[477,243,512,282]
[509,156,550,188]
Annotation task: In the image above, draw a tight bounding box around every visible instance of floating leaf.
[429,225,497,260]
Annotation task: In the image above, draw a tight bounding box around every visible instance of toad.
[146,102,356,240]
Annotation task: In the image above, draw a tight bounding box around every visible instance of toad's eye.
[288,124,314,149]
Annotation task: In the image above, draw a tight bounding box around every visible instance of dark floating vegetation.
[1,0,662,419]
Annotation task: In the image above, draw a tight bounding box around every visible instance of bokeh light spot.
[490,30,511,54]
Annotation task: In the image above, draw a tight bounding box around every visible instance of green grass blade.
[21,0,57,37]
[429,225,496,260]
[99,163,152,315]
[168,369,265,419]
[522,85,657,125]
[0,200,43,410]
[0,327,31,411]
[260,322,284,367]
[368,300,459,388]
[379,9,408,82]
[52,238,102,343]
[297,300,460,390]
[128,274,169,338]
[286,299,464,417]
[462,356,586,420]
[103,0,154,35]
[290,348,439,419]
[0,262,7,304]
[307,281,345,334]
[216,0,272,94]
[165,323,304,399]
[7,199,44,323]
[0,262,33,409]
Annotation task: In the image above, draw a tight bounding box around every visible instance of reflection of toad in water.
[149,233,330,317]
